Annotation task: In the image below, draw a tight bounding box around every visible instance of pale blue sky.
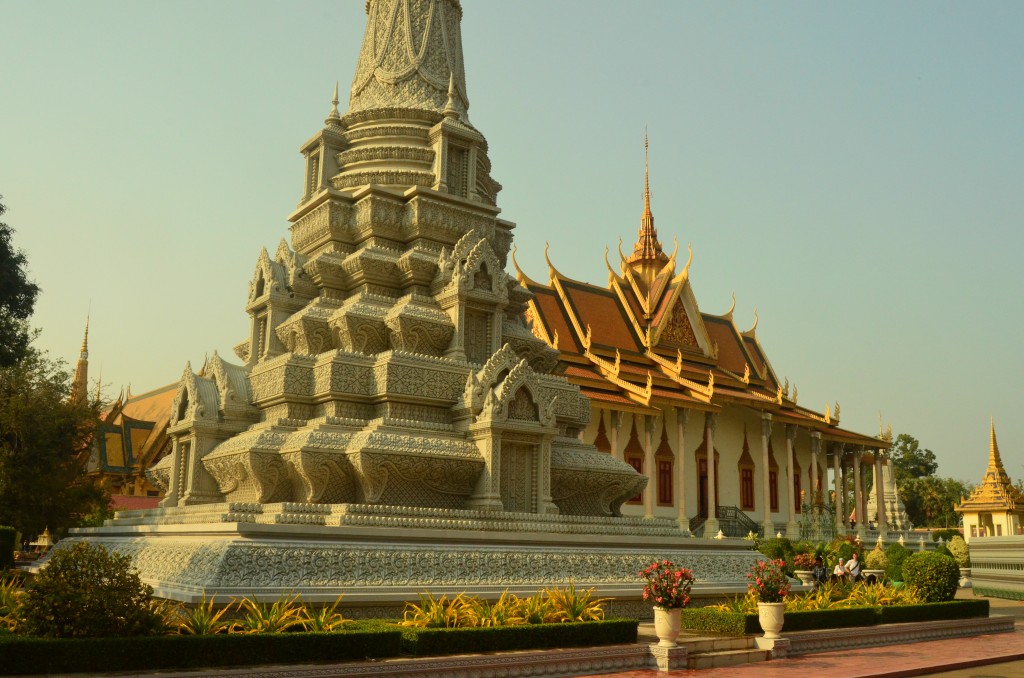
[2,1,1021,483]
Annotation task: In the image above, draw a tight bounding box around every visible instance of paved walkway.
[578,591,1024,677]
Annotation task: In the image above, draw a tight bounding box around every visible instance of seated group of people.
[810,553,874,587]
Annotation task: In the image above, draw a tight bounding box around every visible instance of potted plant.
[747,558,790,640]
[863,546,888,581]
[639,560,695,647]
[792,552,816,585]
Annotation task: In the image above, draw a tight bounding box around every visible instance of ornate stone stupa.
[46,0,757,608]
[866,457,911,532]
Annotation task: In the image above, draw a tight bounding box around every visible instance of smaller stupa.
[955,419,1024,542]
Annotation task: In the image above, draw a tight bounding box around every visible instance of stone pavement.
[578,591,1024,677]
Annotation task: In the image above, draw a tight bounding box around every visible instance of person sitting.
[811,556,828,589]
[845,552,862,582]
[833,557,847,580]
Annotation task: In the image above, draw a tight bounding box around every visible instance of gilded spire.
[624,130,670,297]
[71,315,90,405]
[988,416,1004,478]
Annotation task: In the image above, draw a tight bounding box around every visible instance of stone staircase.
[684,635,770,669]
[639,626,773,670]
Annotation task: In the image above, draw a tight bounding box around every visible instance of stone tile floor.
[579,591,1024,677]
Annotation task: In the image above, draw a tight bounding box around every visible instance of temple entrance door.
[500,444,535,513]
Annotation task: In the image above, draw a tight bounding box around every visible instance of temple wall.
[966,535,1024,600]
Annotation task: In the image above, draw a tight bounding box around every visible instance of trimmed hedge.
[0,527,14,571]
[679,608,751,635]
[680,600,989,637]
[903,552,959,602]
[401,618,638,656]
[876,599,989,624]
[771,606,878,632]
[0,628,402,676]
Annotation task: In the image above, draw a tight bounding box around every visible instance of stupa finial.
[627,129,668,270]
[443,73,459,119]
[326,80,340,122]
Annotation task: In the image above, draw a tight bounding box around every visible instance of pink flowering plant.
[747,558,791,603]
[793,553,817,570]
[639,560,695,609]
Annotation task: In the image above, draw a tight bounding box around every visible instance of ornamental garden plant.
[747,558,790,603]
[639,560,694,608]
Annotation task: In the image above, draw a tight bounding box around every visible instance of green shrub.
[902,552,959,602]
[0,528,14,571]
[865,546,888,571]
[884,543,910,582]
[759,538,796,574]
[931,529,962,543]
[876,599,988,624]
[17,542,161,638]
[0,627,401,675]
[679,607,751,635]
[947,536,970,568]
[401,618,637,656]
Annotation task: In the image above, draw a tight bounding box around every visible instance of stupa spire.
[348,0,469,120]
[628,130,667,266]
[988,416,1005,478]
[325,81,340,123]
[71,315,89,405]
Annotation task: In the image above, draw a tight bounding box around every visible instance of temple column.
[610,411,623,461]
[810,432,822,503]
[853,447,865,538]
[705,412,720,535]
[760,412,774,537]
[832,443,846,535]
[643,415,655,519]
[785,424,799,537]
[875,449,888,540]
[841,461,849,529]
[676,408,691,534]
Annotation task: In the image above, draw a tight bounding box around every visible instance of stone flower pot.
[757,602,785,640]
[863,568,885,582]
[793,570,815,586]
[653,606,682,647]
[959,567,972,588]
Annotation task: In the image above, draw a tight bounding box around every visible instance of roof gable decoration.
[461,344,557,428]
[643,348,715,403]
[435,229,509,300]
[579,329,654,406]
[169,362,220,427]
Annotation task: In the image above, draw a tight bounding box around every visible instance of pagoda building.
[956,420,1024,541]
[515,136,888,538]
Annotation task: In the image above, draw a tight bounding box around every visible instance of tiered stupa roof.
[956,419,1024,514]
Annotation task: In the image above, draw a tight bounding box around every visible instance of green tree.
[0,197,40,368]
[0,346,106,539]
[901,476,971,528]
[890,433,938,485]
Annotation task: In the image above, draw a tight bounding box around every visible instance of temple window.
[740,468,755,510]
[738,430,755,511]
[624,419,644,504]
[769,470,779,512]
[657,459,673,506]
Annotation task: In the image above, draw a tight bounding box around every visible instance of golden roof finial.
[80,314,90,359]
[989,416,1001,469]
[627,129,668,274]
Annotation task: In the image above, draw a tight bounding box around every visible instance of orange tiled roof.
[561,282,642,351]
[701,315,750,375]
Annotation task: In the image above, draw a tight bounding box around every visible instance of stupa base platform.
[39,502,759,612]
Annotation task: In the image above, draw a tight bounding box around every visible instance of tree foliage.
[0,197,40,368]
[900,475,971,529]
[0,347,106,539]
[890,433,938,484]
